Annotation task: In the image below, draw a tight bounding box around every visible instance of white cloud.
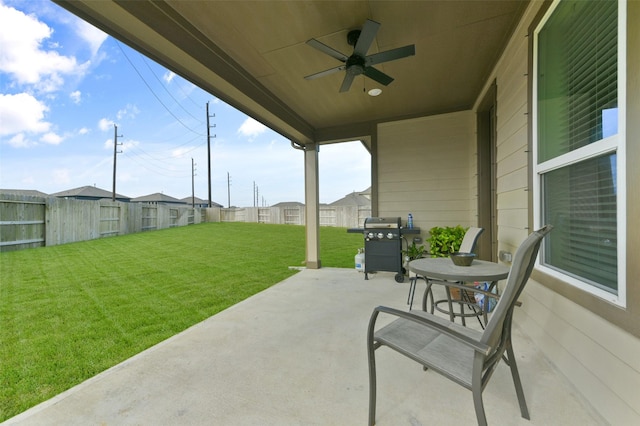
[103,138,113,149]
[98,118,114,131]
[116,104,140,120]
[0,3,87,92]
[73,18,107,57]
[7,133,34,148]
[237,117,267,140]
[0,93,51,136]
[163,71,175,83]
[78,127,90,135]
[40,132,63,145]
[70,90,81,104]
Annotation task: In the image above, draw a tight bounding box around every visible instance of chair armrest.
[369,305,491,355]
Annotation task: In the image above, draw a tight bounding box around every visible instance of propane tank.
[355,248,365,272]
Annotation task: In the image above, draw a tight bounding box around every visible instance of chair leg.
[506,339,530,420]
[472,380,488,426]
[367,320,378,425]
[445,286,455,322]
[407,277,416,309]
[368,354,377,425]
[420,281,434,313]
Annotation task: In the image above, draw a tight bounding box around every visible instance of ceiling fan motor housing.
[305,20,415,92]
[346,56,365,75]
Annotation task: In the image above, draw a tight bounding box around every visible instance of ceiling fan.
[304,19,415,93]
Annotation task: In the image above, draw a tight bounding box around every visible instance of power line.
[121,151,191,178]
[123,133,205,157]
[175,79,205,109]
[125,136,202,163]
[139,53,204,124]
[116,41,204,136]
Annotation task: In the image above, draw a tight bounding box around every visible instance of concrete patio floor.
[3,268,605,426]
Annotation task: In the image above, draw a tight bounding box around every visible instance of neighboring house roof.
[329,191,372,207]
[271,201,304,208]
[179,196,223,208]
[131,193,185,204]
[0,189,49,198]
[51,185,130,201]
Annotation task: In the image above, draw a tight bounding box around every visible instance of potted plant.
[402,241,426,276]
[426,225,467,257]
[403,241,426,263]
[427,225,468,299]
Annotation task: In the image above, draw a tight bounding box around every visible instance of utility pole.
[191,158,196,207]
[112,124,123,202]
[227,172,231,208]
[206,102,215,207]
[253,181,256,207]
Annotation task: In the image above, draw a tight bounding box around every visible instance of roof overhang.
[54,1,529,149]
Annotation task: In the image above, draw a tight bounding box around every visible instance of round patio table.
[408,257,509,325]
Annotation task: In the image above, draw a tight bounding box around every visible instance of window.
[533,0,626,305]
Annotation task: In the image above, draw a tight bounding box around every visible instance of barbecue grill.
[347,217,421,283]
[363,217,404,282]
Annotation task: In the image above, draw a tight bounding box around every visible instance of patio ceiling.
[54,0,529,147]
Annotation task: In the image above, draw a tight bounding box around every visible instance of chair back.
[480,225,553,350]
[459,227,484,253]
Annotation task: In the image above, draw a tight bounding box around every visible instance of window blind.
[537,0,618,293]
[543,153,617,292]
[537,0,618,162]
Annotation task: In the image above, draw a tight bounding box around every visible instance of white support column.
[304,142,321,269]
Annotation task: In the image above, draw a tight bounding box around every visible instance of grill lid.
[364,217,401,229]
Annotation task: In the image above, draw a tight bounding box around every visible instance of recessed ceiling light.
[368,88,382,97]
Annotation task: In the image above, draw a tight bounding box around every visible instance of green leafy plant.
[402,242,426,262]
[427,225,467,257]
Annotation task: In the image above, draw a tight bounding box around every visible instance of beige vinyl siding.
[494,18,530,254]
[370,1,639,421]
[377,111,476,236]
[480,0,640,423]
[520,282,640,424]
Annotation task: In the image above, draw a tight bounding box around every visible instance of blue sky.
[0,0,370,206]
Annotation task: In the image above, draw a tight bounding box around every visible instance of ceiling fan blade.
[304,65,346,80]
[339,73,356,93]
[363,66,394,86]
[366,44,415,66]
[353,19,381,57]
[306,39,348,62]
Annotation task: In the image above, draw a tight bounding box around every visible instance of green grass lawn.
[0,222,362,421]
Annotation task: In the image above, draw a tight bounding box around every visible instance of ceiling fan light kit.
[305,19,415,93]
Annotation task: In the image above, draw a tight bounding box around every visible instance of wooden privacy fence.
[0,194,210,252]
[221,206,370,228]
[1,193,370,252]
[0,195,46,251]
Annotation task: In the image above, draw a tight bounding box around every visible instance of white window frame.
[532,0,627,307]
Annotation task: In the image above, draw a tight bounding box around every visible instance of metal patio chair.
[368,225,553,426]
[407,226,484,311]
